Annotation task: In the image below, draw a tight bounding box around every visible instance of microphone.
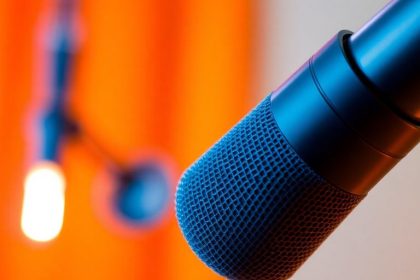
[176,1,420,280]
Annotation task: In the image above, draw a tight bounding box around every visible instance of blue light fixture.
[115,163,170,224]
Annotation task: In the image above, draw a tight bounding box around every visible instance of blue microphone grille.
[176,96,363,280]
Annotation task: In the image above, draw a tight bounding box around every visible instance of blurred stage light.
[21,161,66,242]
[115,163,170,225]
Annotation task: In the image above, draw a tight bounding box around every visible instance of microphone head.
[176,97,363,280]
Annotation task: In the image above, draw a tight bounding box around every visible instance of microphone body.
[176,1,420,279]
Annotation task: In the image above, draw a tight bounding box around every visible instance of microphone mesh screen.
[176,96,364,280]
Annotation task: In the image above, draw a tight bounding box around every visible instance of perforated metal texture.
[176,96,364,280]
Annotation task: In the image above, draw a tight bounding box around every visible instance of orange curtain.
[0,0,256,279]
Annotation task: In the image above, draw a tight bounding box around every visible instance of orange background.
[0,0,257,279]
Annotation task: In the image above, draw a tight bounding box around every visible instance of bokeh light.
[21,161,66,242]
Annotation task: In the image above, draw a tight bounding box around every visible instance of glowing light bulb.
[21,161,66,242]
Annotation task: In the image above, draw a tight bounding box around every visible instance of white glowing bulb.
[21,161,66,242]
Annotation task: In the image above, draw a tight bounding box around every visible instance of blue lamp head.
[115,162,170,225]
